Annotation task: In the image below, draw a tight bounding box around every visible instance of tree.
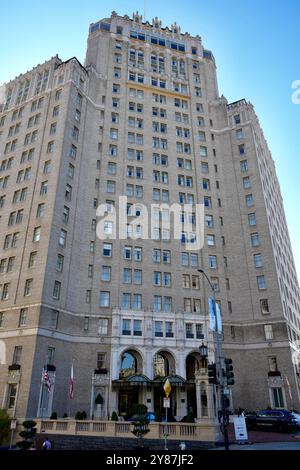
[16,420,37,450]
[131,417,150,448]
[0,409,11,446]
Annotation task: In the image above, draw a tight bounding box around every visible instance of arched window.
[119,352,137,378]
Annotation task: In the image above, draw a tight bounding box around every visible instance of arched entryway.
[153,350,179,420]
[115,349,145,419]
[186,352,203,419]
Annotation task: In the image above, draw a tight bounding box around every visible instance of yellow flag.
[163,378,171,397]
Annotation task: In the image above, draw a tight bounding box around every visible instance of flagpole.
[69,360,74,419]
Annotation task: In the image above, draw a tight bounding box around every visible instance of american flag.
[43,368,52,393]
[69,364,74,400]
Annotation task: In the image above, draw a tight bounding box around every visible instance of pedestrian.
[42,437,52,450]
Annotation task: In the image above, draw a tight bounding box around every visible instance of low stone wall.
[35,433,214,450]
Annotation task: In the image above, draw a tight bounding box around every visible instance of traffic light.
[224,358,235,386]
[207,362,217,384]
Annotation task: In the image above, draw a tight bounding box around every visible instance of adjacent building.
[0,11,299,422]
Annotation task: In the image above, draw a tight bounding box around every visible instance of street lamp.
[198,268,230,451]
[199,342,208,360]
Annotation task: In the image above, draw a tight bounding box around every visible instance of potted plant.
[95,394,104,419]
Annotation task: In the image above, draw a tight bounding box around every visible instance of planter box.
[94,369,108,375]
[8,364,21,371]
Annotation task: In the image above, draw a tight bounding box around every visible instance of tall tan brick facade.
[0,11,299,421]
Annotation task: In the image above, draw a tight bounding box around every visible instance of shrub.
[63,413,68,418]
[50,412,57,420]
[17,420,37,450]
[130,403,147,417]
[81,411,87,420]
[111,411,118,421]
[95,394,104,405]
[0,409,11,445]
[75,411,83,420]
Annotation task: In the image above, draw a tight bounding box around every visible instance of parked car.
[245,409,299,433]
[290,411,300,426]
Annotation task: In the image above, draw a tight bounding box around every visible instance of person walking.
[42,437,52,450]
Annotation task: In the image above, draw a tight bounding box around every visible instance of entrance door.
[118,388,139,419]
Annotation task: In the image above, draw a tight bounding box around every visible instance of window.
[208,255,217,269]
[68,163,75,179]
[56,254,64,272]
[186,323,194,339]
[43,160,51,174]
[103,243,112,257]
[251,233,260,247]
[47,141,54,154]
[122,319,131,335]
[98,318,108,335]
[36,203,45,218]
[24,278,33,296]
[268,356,278,372]
[65,184,72,201]
[59,229,67,247]
[107,181,115,193]
[51,310,59,329]
[133,320,142,336]
[153,295,162,311]
[101,266,111,282]
[84,316,89,332]
[0,312,4,328]
[40,181,48,195]
[240,160,248,173]
[207,234,215,246]
[7,385,17,409]
[245,194,254,207]
[33,226,41,242]
[261,299,270,315]
[155,321,163,337]
[47,347,55,365]
[99,291,110,307]
[236,128,244,139]
[28,251,37,268]
[264,324,274,341]
[248,213,257,226]
[53,281,61,299]
[254,253,263,268]
[97,352,106,370]
[18,308,27,327]
[63,206,70,224]
[257,275,266,290]
[205,215,214,228]
[272,388,284,408]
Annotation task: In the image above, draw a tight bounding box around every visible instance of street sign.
[233,416,248,442]
[10,419,17,430]
[163,397,170,408]
[223,388,230,395]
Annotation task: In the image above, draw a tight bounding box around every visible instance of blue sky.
[1,0,300,278]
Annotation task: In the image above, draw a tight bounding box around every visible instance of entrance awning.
[112,374,152,387]
[152,375,186,387]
